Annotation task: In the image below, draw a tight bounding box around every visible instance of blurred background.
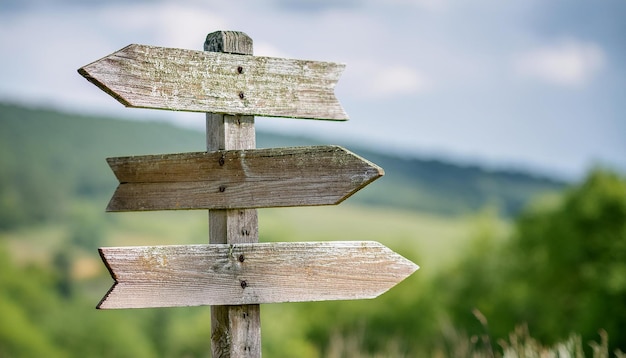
[1,0,625,356]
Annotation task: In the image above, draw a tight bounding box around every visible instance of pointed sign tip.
[78,64,133,108]
[410,263,420,275]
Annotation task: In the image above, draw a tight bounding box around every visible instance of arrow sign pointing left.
[78,44,348,120]
[98,241,419,309]
[106,145,383,211]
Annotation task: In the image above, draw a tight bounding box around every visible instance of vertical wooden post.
[205,31,261,358]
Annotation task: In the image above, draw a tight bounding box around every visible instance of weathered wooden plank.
[97,241,419,309]
[106,145,384,211]
[77,44,348,120]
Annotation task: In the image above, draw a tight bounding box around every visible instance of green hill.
[4,102,622,357]
[0,102,563,230]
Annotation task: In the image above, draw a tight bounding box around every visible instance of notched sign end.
[96,248,119,310]
[96,283,119,310]
[105,194,123,213]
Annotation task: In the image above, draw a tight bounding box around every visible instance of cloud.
[382,0,448,11]
[272,0,360,12]
[513,39,606,87]
[345,62,430,99]
[90,2,229,50]
[253,42,292,58]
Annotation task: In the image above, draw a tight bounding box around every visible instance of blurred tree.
[507,169,626,349]
[68,204,106,251]
[434,207,511,350]
[52,251,73,299]
[0,244,65,357]
[441,169,626,352]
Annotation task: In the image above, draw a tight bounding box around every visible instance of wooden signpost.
[79,30,418,357]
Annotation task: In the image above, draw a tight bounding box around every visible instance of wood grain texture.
[77,44,348,120]
[211,304,261,357]
[97,241,419,309]
[204,31,253,55]
[205,31,260,358]
[106,146,384,211]
[206,115,260,357]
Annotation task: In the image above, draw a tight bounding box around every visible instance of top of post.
[204,31,253,55]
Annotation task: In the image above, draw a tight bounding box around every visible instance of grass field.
[3,200,510,280]
[1,200,513,357]
[3,199,621,357]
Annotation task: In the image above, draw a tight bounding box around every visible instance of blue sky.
[1,0,624,179]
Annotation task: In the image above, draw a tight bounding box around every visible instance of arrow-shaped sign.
[78,44,348,120]
[106,145,383,212]
[97,241,418,309]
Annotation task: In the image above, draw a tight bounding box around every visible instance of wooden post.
[205,31,261,358]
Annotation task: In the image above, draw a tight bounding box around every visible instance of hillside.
[0,102,563,229]
[6,102,622,357]
[258,131,565,216]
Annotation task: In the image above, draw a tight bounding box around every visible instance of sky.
[1,0,624,180]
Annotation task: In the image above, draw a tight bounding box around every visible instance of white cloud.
[383,0,448,11]
[92,3,229,50]
[253,42,292,58]
[513,39,606,87]
[345,62,430,99]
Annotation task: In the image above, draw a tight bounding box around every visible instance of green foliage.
[440,169,626,354]
[1,169,625,356]
[507,169,626,349]
[0,242,158,357]
[2,102,623,356]
[0,246,65,358]
[0,103,205,230]
[67,202,108,251]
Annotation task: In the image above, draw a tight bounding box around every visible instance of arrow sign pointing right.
[98,241,419,309]
[106,145,383,211]
[78,44,348,120]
